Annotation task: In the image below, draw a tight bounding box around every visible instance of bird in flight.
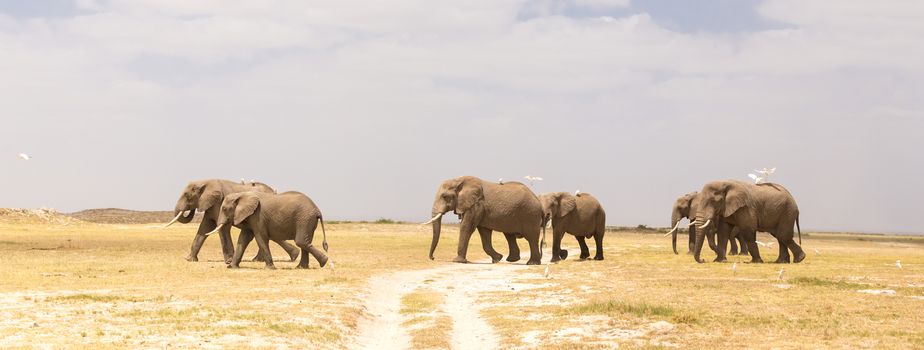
[18,153,31,160]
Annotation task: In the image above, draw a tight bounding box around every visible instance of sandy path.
[351,258,536,350]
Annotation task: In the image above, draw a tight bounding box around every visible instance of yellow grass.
[1,220,923,349]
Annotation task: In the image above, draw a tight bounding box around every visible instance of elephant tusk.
[698,219,712,229]
[421,213,443,225]
[163,211,187,228]
[204,224,223,236]
[546,220,552,229]
[664,221,683,237]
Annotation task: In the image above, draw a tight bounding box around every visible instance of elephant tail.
[319,215,329,252]
[796,215,802,245]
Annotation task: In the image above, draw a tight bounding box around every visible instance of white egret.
[544,265,551,279]
[498,178,504,185]
[777,268,785,281]
[18,153,31,160]
[896,260,903,269]
[524,175,543,186]
[732,262,737,275]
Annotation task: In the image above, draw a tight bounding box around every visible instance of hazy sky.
[2,1,923,233]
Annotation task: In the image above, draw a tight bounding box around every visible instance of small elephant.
[425,176,545,265]
[667,192,717,255]
[165,179,299,263]
[539,192,606,261]
[212,191,329,270]
[692,180,803,264]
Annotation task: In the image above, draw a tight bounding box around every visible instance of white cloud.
[0,1,922,232]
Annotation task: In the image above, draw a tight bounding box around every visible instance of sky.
[1,0,923,233]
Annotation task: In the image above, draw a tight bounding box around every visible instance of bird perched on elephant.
[424,176,545,265]
[165,179,299,264]
[210,191,329,270]
[539,192,606,262]
[691,180,803,264]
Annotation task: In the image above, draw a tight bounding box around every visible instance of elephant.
[164,179,300,264]
[425,176,545,265]
[211,191,329,270]
[539,192,606,262]
[691,180,803,264]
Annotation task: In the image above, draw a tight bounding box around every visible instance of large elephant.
[669,192,752,257]
[539,192,606,262]
[424,176,545,265]
[211,191,329,270]
[164,179,299,263]
[692,180,803,264]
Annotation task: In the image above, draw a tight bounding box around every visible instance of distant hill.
[66,208,202,224]
[0,208,82,224]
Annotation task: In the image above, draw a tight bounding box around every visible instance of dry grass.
[1,217,922,349]
[401,290,452,349]
[478,231,924,349]
[0,220,437,349]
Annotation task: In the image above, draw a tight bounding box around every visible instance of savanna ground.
[1,212,922,349]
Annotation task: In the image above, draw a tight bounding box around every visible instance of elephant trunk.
[174,199,196,224]
[429,213,442,260]
[670,211,681,255]
[692,218,706,263]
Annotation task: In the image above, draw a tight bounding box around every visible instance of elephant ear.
[559,193,577,217]
[723,184,748,218]
[455,178,484,215]
[234,195,260,226]
[198,190,223,213]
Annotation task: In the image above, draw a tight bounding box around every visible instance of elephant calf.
[210,191,329,270]
[540,192,606,262]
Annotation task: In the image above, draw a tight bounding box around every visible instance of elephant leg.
[713,223,730,263]
[592,231,604,261]
[186,219,216,262]
[687,228,695,254]
[729,236,740,255]
[741,230,762,263]
[453,221,476,264]
[252,232,275,270]
[738,235,750,255]
[477,227,502,263]
[296,218,327,268]
[504,232,521,262]
[277,240,301,262]
[551,229,566,263]
[229,229,254,269]
[526,232,542,265]
[773,234,790,263]
[218,224,235,265]
[779,225,805,263]
[576,236,590,260]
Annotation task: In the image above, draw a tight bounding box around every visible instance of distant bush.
[374,218,400,224]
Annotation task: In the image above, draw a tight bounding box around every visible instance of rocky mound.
[66,208,202,224]
[0,208,81,225]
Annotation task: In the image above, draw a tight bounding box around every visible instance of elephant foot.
[288,250,300,262]
[695,258,705,264]
[315,255,329,268]
[793,251,806,263]
[593,255,604,261]
[526,259,541,266]
[579,254,590,260]
[251,255,265,263]
[750,258,764,263]
[505,255,521,263]
[489,253,503,264]
[686,251,693,255]
[774,259,791,264]
[559,250,569,260]
[297,264,309,269]
[453,256,469,264]
[550,257,561,263]
[185,256,198,262]
[265,265,277,270]
[713,257,728,263]
[227,264,240,269]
